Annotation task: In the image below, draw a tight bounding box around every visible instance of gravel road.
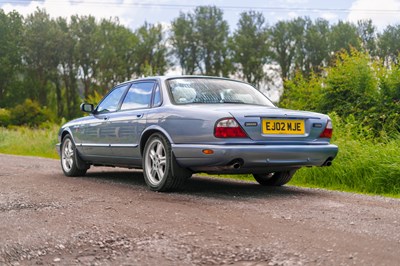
[0,154,399,266]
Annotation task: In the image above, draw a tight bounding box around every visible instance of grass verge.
[0,126,59,159]
[290,137,400,198]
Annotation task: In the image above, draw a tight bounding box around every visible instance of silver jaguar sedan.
[57,76,338,191]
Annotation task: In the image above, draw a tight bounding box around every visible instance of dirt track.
[0,154,399,265]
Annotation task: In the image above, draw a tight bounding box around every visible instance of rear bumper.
[172,143,338,173]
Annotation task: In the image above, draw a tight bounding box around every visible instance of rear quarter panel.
[145,105,231,144]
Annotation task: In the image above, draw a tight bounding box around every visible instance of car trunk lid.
[226,106,328,142]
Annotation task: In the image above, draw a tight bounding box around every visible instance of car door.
[80,83,130,161]
[106,81,157,165]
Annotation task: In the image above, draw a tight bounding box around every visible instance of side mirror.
[80,103,94,113]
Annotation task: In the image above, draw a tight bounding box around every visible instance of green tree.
[269,19,300,80]
[329,21,361,56]
[378,25,400,66]
[0,10,23,107]
[357,19,377,54]
[0,9,23,106]
[193,6,230,76]
[24,9,65,108]
[291,17,308,73]
[70,15,100,99]
[96,18,138,92]
[303,18,330,75]
[133,22,168,77]
[171,13,199,74]
[55,17,81,119]
[230,11,270,87]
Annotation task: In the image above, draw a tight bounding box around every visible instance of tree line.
[1,6,400,123]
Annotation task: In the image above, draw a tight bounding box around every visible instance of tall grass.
[290,113,400,197]
[215,136,400,197]
[0,125,59,159]
[290,138,400,197]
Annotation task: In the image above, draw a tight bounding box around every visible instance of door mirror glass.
[80,103,94,113]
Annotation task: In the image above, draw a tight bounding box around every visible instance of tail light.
[319,120,333,138]
[214,118,248,138]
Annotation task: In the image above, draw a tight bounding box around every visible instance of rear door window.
[120,82,155,110]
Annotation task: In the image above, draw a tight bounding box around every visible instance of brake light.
[214,118,248,138]
[319,120,333,138]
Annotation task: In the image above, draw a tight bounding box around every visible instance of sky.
[1,0,400,32]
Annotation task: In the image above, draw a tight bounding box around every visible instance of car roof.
[119,75,250,85]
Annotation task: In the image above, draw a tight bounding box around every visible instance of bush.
[10,99,53,127]
[0,108,11,127]
[279,49,400,139]
[280,71,322,111]
[320,49,379,118]
[85,90,104,107]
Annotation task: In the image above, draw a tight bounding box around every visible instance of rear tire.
[253,170,297,186]
[143,133,187,191]
[61,135,87,177]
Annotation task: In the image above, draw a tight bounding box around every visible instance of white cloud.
[279,0,309,3]
[347,0,400,30]
[320,12,338,21]
[0,0,170,30]
[2,1,124,23]
[287,11,299,18]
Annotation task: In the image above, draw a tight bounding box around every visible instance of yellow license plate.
[262,119,305,135]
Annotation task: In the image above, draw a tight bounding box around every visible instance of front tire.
[61,135,87,177]
[253,170,297,186]
[143,133,186,191]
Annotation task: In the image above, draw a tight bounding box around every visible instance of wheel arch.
[59,128,84,155]
[59,130,88,176]
[61,129,72,142]
[140,126,173,156]
[60,128,79,144]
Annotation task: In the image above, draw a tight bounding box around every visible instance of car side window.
[121,82,155,110]
[96,84,129,113]
[153,84,162,107]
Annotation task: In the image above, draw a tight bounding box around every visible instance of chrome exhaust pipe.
[232,163,241,169]
[229,159,243,169]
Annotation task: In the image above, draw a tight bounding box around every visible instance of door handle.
[103,116,109,120]
[136,114,143,118]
